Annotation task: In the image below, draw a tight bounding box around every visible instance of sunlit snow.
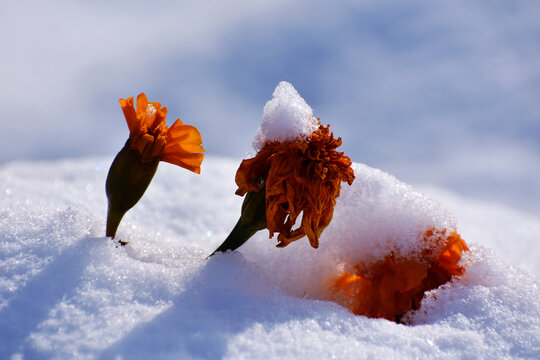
[253,81,319,151]
[0,157,538,359]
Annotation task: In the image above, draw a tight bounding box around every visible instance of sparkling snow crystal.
[1,157,539,359]
[252,81,320,151]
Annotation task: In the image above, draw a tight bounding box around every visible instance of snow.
[1,156,539,359]
[253,81,319,151]
[239,162,459,301]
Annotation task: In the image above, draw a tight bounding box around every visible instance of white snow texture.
[0,156,539,359]
[252,81,319,151]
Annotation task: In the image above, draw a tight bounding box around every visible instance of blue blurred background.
[1,0,539,214]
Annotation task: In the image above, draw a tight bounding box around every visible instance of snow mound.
[242,162,457,300]
[333,163,456,261]
[253,81,319,151]
[405,247,540,359]
[1,157,539,359]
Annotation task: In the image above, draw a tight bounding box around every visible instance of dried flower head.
[235,123,355,248]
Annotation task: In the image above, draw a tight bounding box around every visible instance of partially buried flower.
[106,93,204,240]
[331,229,469,322]
[210,82,354,255]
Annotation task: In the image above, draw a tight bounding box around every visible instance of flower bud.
[105,142,159,239]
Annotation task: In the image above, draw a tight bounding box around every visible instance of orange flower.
[119,93,204,173]
[331,229,469,322]
[235,124,355,248]
[106,93,204,239]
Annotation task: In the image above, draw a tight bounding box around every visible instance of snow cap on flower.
[232,81,355,249]
[253,81,319,151]
[211,81,354,254]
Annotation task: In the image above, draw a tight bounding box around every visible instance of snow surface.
[1,156,539,359]
[4,1,540,217]
[253,81,319,151]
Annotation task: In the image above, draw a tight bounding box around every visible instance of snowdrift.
[1,156,539,359]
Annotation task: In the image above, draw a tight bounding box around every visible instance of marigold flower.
[331,229,469,322]
[211,122,354,255]
[119,93,204,173]
[236,124,355,248]
[106,93,204,239]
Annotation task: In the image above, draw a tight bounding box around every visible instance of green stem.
[105,143,159,239]
[208,218,259,257]
[208,189,267,257]
[106,206,125,239]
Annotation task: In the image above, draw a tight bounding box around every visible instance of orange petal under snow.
[331,230,469,322]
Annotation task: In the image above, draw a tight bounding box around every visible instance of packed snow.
[0,156,539,359]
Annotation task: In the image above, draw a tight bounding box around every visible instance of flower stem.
[209,189,267,257]
[208,218,260,256]
[106,206,125,239]
[105,142,159,239]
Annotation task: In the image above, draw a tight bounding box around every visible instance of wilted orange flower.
[331,229,469,322]
[235,124,355,248]
[119,93,204,173]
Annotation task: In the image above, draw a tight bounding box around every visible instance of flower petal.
[120,93,204,171]
[165,121,205,153]
[235,145,275,195]
[234,124,354,248]
[148,106,167,133]
[119,97,139,135]
[136,93,149,116]
[161,151,205,174]
[331,231,469,321]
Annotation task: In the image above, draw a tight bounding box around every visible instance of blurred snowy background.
[1,0,539,215]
